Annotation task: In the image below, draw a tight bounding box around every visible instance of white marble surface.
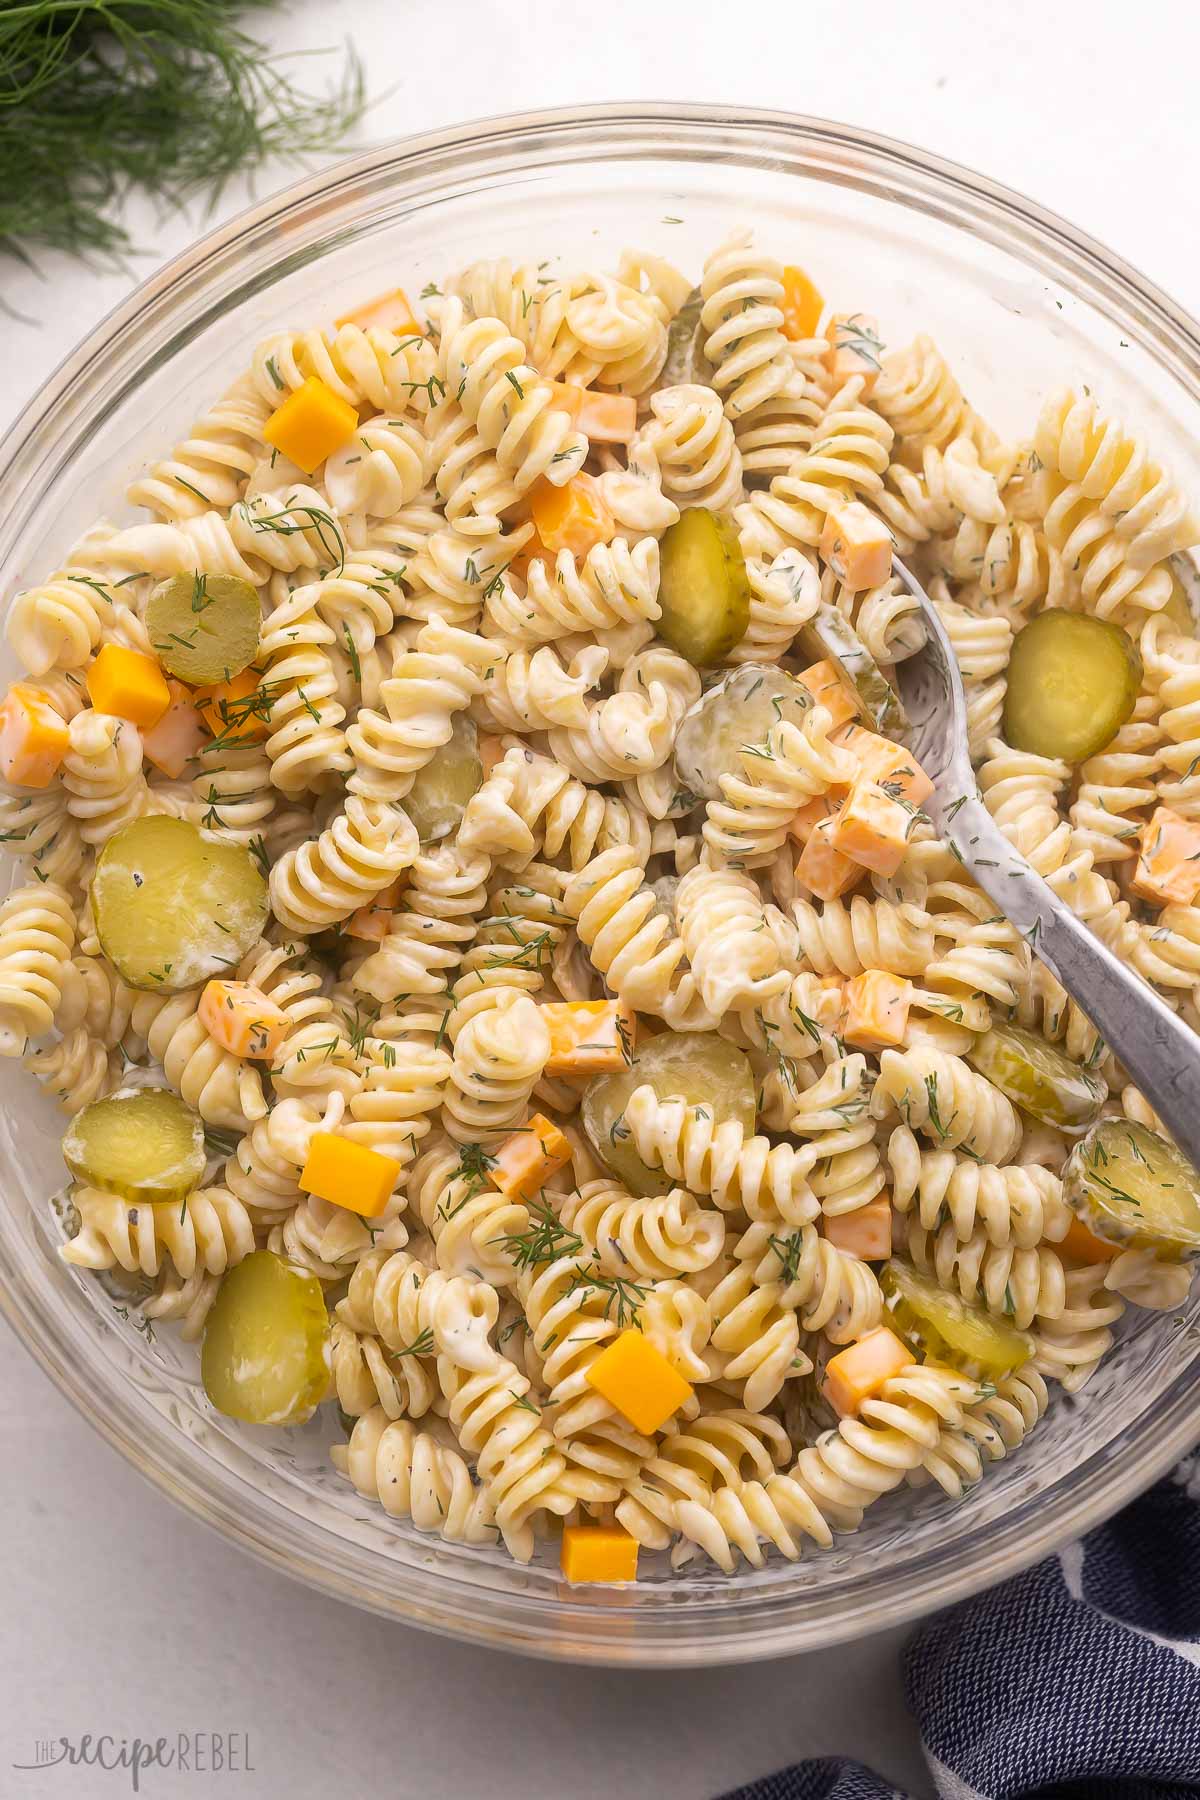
[1,5,1197,1796]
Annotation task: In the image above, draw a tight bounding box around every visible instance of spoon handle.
[945,796,1200,1164]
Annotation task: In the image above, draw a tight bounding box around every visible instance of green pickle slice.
[1063,1120,1200,1257]
[92,815,268,991]
[1003,610,1141,764]
[673,664,812,801]
[404,712,483,844]
[146,573,261,685]
[881,1259,1033,1379]
[661,287,713,388]
[583,1030,756,1196]
[63,1087,205,1203]
[967,1021,1106,1133]
[202,1251,330,1425]
[657,508,751,667]
[798,605,908,733]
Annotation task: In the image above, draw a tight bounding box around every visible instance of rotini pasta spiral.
[0,780,85,888]
[126,372,272,521]
[333,1409,499,1546]
[735,379,893,554]
[339,1245,499,1371]
[789,892,934,980]
[347,618,498,804]
[269,796,417,934]
[559,1179,726,1280]
[562,845,712,1029]
[128,986,268,1130]
[408,1137,532,1288]
[323,413,430,518]
[27,1027,117,1114]
[903,1214,1066,1330]
[622,1083,819,1227]
[703,705,854,866]
[256,584,352,796]
[674,863,788,1016]
[352,844,489,1003]
[1031,1265,1124,1392]
[62,711,151,845]
[699,232,794,427]
[485,536,661,644]
[1069,695,1161,865]
[61,1184,255,1278]
[887,1123,1069,1249]
[0,881,75,1053]
[442,989,551,1142]
[612,1403,791,1553]
[871,1046,1021,1162]
[632,383,743,512]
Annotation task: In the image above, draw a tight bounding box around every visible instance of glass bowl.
[3,104,1200,1667]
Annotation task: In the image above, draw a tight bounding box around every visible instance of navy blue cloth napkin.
[722,1455,1200,1800]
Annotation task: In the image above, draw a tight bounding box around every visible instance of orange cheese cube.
[560,1524,639,1584]
[263,376,357,475]
[824,1196,894,1262]
[198,980,289,1060]
[831,775,912,877]
[796,659,859,729]
[0,683,70,788]
[781,265,825,341]
[300,1132,401,1219]
[786,793,838,844]
[550,386,638,445]
[824,312,884,395]
[490,1113,573,1201]
[1060,1215,1121,1265]
[820,501,894,592]
[585,1328,693,1434]
[1131,807,1200,906]
[345,876,409,942]
[530,474,615,557]
[141,680,208,778]
[832,723,934,807]
[195,667,273,745]
[841,971,913,1050]
[85,644,171,730]
[822,1326,911,1419]
[541,999,635,1076]
[795,813,861,901]
[477,733,508,776]
[335,287,421,336]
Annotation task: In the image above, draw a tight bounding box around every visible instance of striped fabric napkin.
[722,1456,1200,1800]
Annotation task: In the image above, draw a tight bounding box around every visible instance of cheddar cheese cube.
[794,813,861,901]
[822,1326,910,1419]
[819,501,893,593]
[85,644,171,730]
[1059,1215,1120,1266]
[585,1328,693,1434]
[345,875,409,942]
[541,999,635,1076]
[1131,806,1200,906]
[824,312,884,395]
[530,473,615,557]
[195,666,272,745]
[549,384,638,445]
[198,980,289,1060]
[781,264,825,341]
[560,1524,639,1584]
[477,732,508,777]
[831,775,912,877]
[300,1132,401,1219]
[141,680,208,778]
[832,723,934,807]
[335,287,421,337]
[796,659,859,729]
[263,376,358,475]
[823,1195,894,1262]
[0,683,70,788]
[490,1113,573,1201]
[786,793,838,844]
[841,971,913,1050]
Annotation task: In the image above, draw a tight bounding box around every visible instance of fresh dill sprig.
[0,0,366,266]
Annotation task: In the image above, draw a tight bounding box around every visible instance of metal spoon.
[890,555,1200,1166]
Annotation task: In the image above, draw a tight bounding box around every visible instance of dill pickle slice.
[673,664,812,801]
[63,1087,205,1203]
[1003,610,1141,764]
[798,605,908,733]
[657,508,751,667]
[1063,1120,1200,1257]
[583,1030,756,1196]
[202,1251,330,1426]
[403,711,483,844]
[967,1021,1106,1133]
[146,573,261,686]
[881,1259,1033,1379]
[92,815,268,991]
[661,286,713,388]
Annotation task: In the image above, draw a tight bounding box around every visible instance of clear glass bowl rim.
[3,101,1200,1667]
